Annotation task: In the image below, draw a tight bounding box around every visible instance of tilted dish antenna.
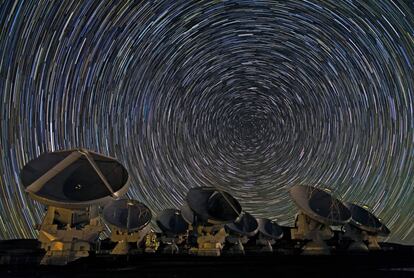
[256,218,284,252]
[344,202,390,251]
[290,184,351,255]
[156,208,189,254]
[102,199,152,255]
[21,148,130,208]
[186,187,242,225]
[157,208,189,236]
[225,212,258,254]
[184,187,242,256]
[20,148,130,265]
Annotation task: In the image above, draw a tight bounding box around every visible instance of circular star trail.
[0,0,413,244]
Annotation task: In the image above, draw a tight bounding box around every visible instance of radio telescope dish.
[224,212,258,255]
[225,212,258,237]
[21,149,130,208]
[379,224,391,236]
[180,203,195,224]
[186,187,242,224]
[343,202,390,251]
[156,209,188,236]
[257,218,284,240]
[255,218,283,253]
[102,199,152,232]
[290,185,351,255]
[102,199,152,255]
[157,209,189,254]
[345,203,390,236]
[290,185,351,225]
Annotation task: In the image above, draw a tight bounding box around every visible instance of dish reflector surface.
[102,199,151,232]
[156,209,188,235]
[180,203,195,224]
[257,218,284,240]
[21,149,130,208]
[290,185,351,225]
[346,203,390,236]
[225,212,258,237]
[186,187,242,224]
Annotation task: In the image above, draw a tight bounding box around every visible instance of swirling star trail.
[0,0,413,244]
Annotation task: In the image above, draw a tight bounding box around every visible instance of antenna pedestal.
[112,240,130,255]
[343,224,369,252]
[291,213,333,255]
[301,241,330,255]
[159,235,185,254]
[109,225,150,255]
[348,241,369,252]
[343,224,381,251]
[161,241,179,254]
[256,236,275,252]
[144,231,160,253]
[226,235,248,254]
[190,226,227,256]
[367,235,381,250]
[37,206,103,265]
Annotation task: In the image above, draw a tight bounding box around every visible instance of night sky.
[0,0,413,245]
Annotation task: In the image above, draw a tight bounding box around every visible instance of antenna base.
[256,237,275,253]
[189,225,227,256]
[301,241,330,255]
[37,206,104,265]
[342,224,382,251]
[291,212,333,255]
[109,225,151,255]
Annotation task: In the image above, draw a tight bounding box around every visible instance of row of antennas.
[20,149,390,265]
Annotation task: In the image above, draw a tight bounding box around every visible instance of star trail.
[0,0,413,244]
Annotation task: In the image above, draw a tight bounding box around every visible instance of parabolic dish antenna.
[290,185,351,225]
[257,218,284,240]
[180,203,195,225]
[102,199,152,232]
[156,209,188,235]
[186,187,242,224]
[225,212,259,237]
[345,203,390,236]
[21,149,130,208]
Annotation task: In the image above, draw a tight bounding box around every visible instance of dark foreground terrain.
[0,240,413,278]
